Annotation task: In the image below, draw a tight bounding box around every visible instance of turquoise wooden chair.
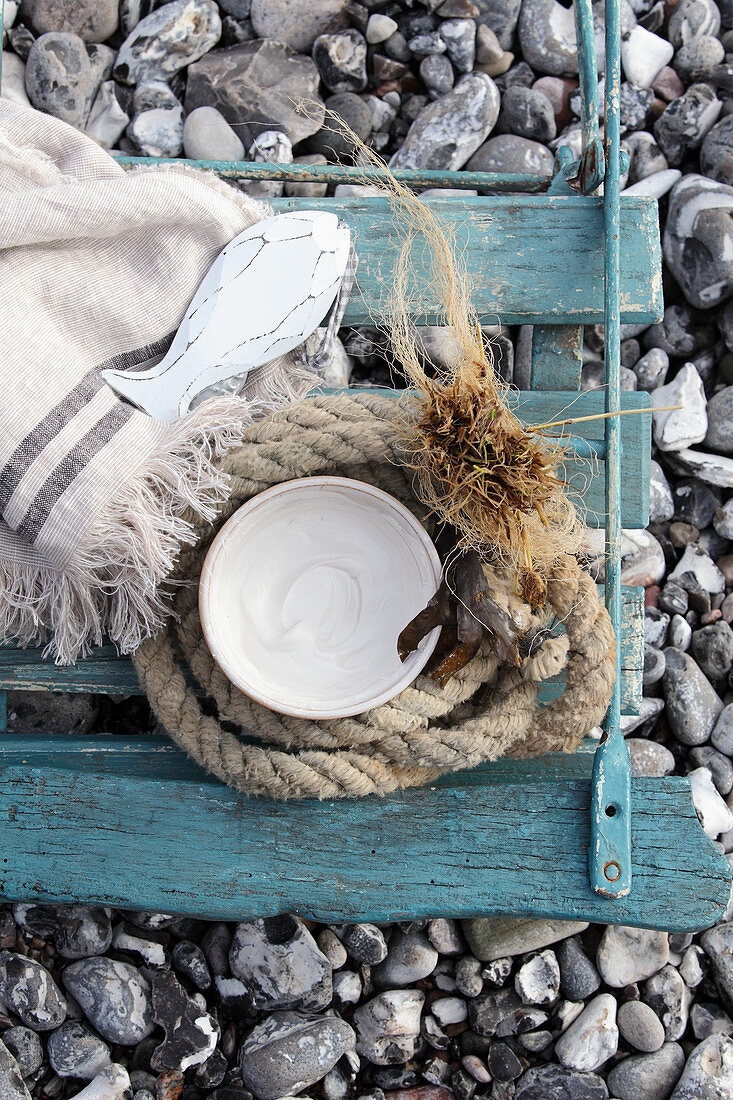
[0,0,729,931]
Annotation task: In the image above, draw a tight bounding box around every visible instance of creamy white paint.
[200,477,442,718]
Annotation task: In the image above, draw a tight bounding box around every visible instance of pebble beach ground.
[3,0,733,1096]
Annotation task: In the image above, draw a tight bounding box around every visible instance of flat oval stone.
[618,1000,666,1052]
[62,958,153,1045]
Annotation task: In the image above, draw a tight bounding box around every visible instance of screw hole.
[605,804,617,817]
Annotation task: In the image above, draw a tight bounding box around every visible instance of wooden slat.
[272,195,663,326]
[0,737,727,931]
[0,586,643,714]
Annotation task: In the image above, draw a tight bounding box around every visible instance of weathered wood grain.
[272,195,663,326]
[0,737,727,931]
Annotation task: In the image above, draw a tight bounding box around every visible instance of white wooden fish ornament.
[102,210,354,422]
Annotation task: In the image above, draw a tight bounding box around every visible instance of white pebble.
[431,996,468,1026]
[690,767,733,839]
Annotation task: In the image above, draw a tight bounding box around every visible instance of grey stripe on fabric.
[16,403,134,543]
[0,332,175,510]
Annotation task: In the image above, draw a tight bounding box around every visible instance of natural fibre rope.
[133,394,616,799]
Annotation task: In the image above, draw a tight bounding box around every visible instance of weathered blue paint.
[590,0,632,899]
[0,735,729,931]
[269,195,663,326]
[0,690,6,734]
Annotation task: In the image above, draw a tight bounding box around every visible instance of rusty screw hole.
[604,861,621,882]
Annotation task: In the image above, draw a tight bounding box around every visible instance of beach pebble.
[185,39,324,147]
[182,105,244,161]
[518,0,579,75]
[128,105,184,157]
[662,648,724,745]
[628,737,676,777]
[618,999,667,1051]
[150,971,218,1072]
[62,958,153,1046]
[0,953,66,1032]
[22,0,118,42]
[47,1023,111,1080]
[651,363,708,451]
[596,926,669,987]
[374,930,438,987]
[229,916,332,1012]
[689,767,733,838]
[669,1034,733,1099]
[2,1028,42,1078]
[0,1041,31,1100]
[515,1064,610,1099]
[85,81,128,147]
[239,1011,355,1098]
[668,0,721,47]
[554,994,619,1073]
[664,174,733,310]
[249,0,349,52]
[353,989,424,1065]
[514,950,560,1005]
[701,116,733,186]
[556,937,601,1002]
[313,29,367,93]
[340,924,388,965]
[466,133,555,175]
[462,918,587,961]
[391,73,500,170]
[171,941,211,992]
[114,0,221,84]
[607,1042,686,1100]
[622,25,674,87]
[24,32,96,126]
[643,964,692,1041]
[64,1066,130,1100]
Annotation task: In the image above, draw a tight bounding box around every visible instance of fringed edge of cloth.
[0,361,318,665]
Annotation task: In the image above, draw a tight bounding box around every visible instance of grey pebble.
[662,648,723,746]
[340,924,388,965]
[391,73,500,170]
[607,1041,685,1100]
[0,952,67,1032]
[229,916,332,1012]
[0,1041,30,1100]
[617,999,666,1051]
[25,32,96,126]
[62,958,153,1046]
[114,0,221,85]
[1,1028,42,1078]
[47,1022,110,1080]
[669,1034,733,1099]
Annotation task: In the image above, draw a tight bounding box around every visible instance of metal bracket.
[589,727,631,896]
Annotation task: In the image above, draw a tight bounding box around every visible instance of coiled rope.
[133,394,615,798]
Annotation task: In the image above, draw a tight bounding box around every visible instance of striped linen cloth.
[0,101,320,663]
